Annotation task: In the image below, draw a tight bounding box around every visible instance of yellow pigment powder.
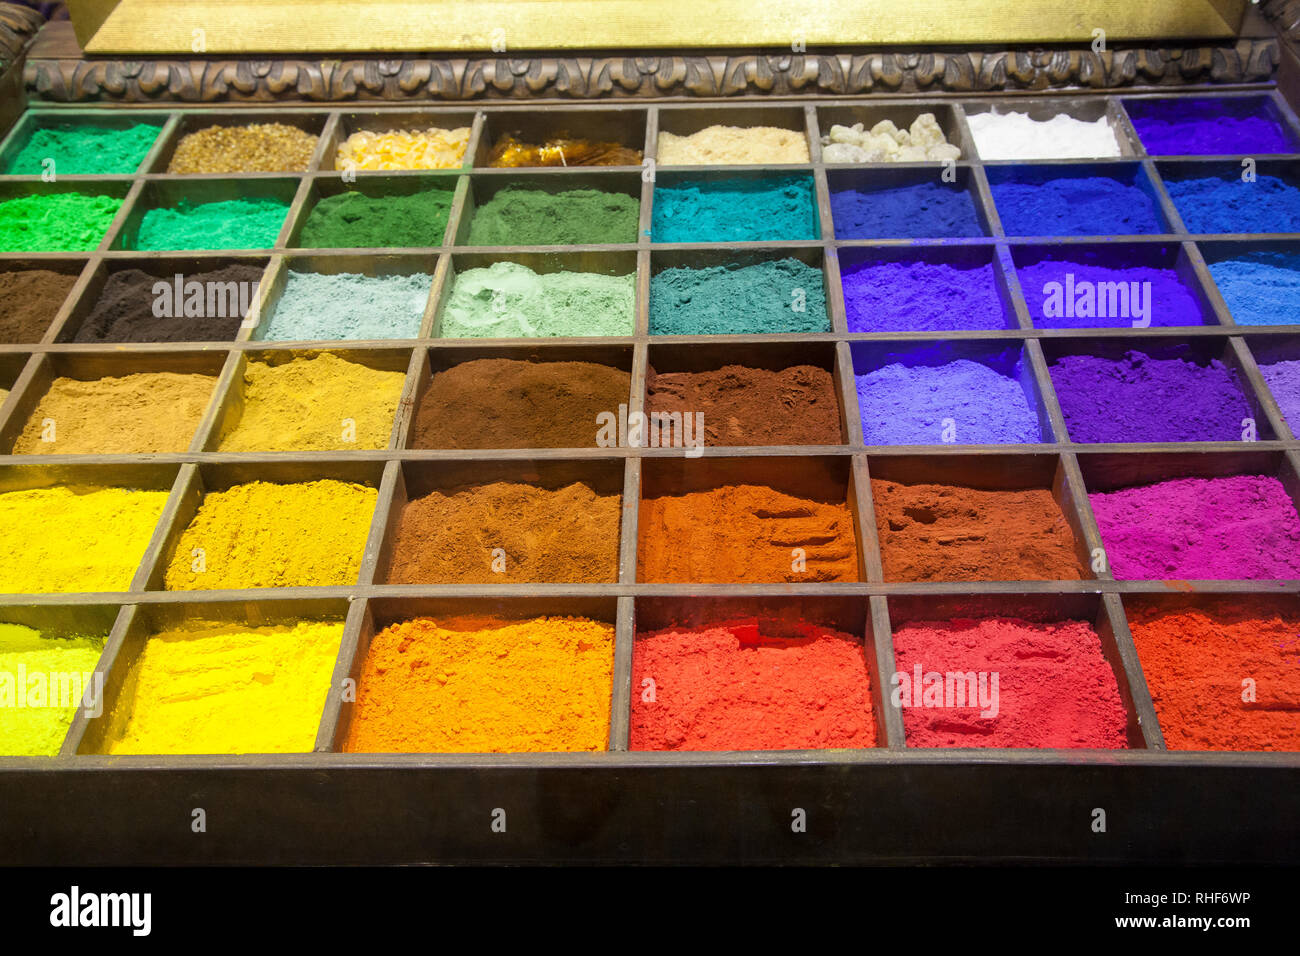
[0,486,169,593]
[218,352,406,452]
[335,126,471,170]
[0,624,105,756]
[163,479,376,590]
[657,125,811,165]
[102,620,344,755]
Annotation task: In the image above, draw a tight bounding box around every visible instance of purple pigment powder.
[1049,348,1250,442]
[1123,97,1296,156]
[1259,358,1300,434]
[856,359,1041,444]
[841,256,1009,332]
[1014,248,1210,328]
[1090,475,1300,579]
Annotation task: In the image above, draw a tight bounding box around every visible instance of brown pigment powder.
[73,264,265,343]
[0,270,78,343]
[646,364,841,446]
[167,123,319,174]
[872,479,1086,581]
[412,358,630,448]
[637,484,859,582]
[384,481,621,583]
[11,371,217,454]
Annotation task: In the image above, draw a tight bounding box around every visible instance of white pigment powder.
[967,110,1122,160]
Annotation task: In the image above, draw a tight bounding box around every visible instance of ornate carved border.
[0,3,46,72]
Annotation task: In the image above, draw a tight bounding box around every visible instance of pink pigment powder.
[890,617,1129,749]
[1089,475,1300,580]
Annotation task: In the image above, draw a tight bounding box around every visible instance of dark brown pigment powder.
[384,480,621,583]
[72,264,265,343]
[872,478,1086,581]
[412,358,631,449]
[0,270,79,343]
[646,364,841,446]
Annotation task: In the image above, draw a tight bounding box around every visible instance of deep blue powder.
[988,170,1165,236]
[1163,174,1300,234]
[830,181,984,239]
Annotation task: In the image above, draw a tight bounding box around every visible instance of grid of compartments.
[0,91,1298,760]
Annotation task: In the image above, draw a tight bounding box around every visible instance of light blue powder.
[1206,251,1300,325]
[257,270,433,340]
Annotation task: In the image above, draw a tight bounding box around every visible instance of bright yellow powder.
[163,479,376,590]
[656,125,811,165]
[0,486,168,593]
[102,620,344,755]
[335,126,471,170]
[217,352,406,452]
[0,624,105,756]
[344,616,616,753]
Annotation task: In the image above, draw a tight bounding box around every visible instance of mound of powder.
[652,176,818,242]
[657,125,810,165]
[966,110,1122,160]
[167,123,319,174]
[336,126,470,170]
[631,619,876,751]
[1049,349,1250,443]
[134,197,288,250]
[73,264,265,343]
[217,352,406,452]
[1124,97,1295,156]
[856,359,1040,445]
[650,258,828,335]
[439,261,634,338]
[821,113,960,164]
[299,188,453,248]
[4,121,161,175]
[1259,358,1300,433]
[989,172,1164,236]
[830,181,983,239]
[1015,249,1208,328]
[891,617,1127,748]
[1206,251,1300,325]
[1089,475,1300,579]
[384,481,621,584]
[11,371,216,454]
[0,486,168,593]
[488,132,641,167]
[101,621,344,755]
[0,624,105,756]
[1126,598,1300,751]
[872,479,1085,581]
[638,484,858,582]
[1163,174,1300,234]
[412,358,631,448]
[344,616,616,753]
[646,364,841,445]
[0,193,122,252]
[258,270,432,340]
[468,186,639,245]
[163,480,376,590]
[0,269,78,342]
[841,257,1007,332]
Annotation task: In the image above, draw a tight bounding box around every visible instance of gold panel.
[70,0,1247,55]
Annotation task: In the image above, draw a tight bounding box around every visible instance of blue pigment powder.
[257,270,433,340]
[988,170,1165,236]
[649,258,828,335]
[651,176,818,242]
[1206,250,1300,325]
[1163,174,1300,234]
[855,358,1041,445]
[841,256,1009,332]
[830,181,983,239]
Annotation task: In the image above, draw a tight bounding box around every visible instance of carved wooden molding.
[1261,0,1300,42]
[0,3,46,71]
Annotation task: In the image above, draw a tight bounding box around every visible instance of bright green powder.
[467,186,640,245]
[439,260,635,338]
[0,623,104,756]
[300,188,454,248]
[134,197,289,250]
[0,192,123,251]
[3,121,162,175]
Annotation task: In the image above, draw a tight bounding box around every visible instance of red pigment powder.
[1126,598,1300,751]
[890,617,1128,749]
[630,618,876,751]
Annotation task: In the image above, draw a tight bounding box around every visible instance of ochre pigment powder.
[343,616,615,753]
[637,484,858,582]
[384,481,621,584]
[101,621,344,755]
[163,480,376,590]
[411,358,631,448]
[872,479,1085,581]
[11,371,216,455]
[217,352,406,452]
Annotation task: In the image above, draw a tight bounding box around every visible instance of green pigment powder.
[439,260,635,338]
[0,192,123,251]
[3,122,162,175]
[299,188,454,248]
[133,197,289,250]
[650,258,830,334]
[467,186,640,245]
[0,623,104,756]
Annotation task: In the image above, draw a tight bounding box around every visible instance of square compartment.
[652,170,819,243]
[816,102,969,162]
[655,105,811,166]
[477,106,647,167]
[148,110,328,175]
[1244,333,1300,438]
[839,246,1017,332]
[0,110,168,176]
[1199,239,1300,325]
[0,259,85,344]
[962,97,1137,161]
[0,181,132,253]
[290,174,460,250]
[1158,160,1300,234]
[1122,94,1300,157]
[828,166,989,239]
[327,108,478,171]
[986,162,1170,236]
[458,171,641,246]
[113,179,297,251]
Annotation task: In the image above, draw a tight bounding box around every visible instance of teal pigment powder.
[134,197,289,250]
[650,258,829,335]
[652,176,819,242]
